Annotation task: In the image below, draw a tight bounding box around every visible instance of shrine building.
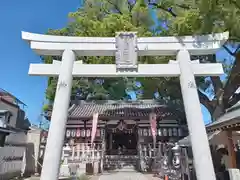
[46,99,188,171]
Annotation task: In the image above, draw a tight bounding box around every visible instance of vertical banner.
[149,112,157,146]
[91,112,99,144]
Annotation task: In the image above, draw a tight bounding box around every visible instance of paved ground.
[22,168,158,180]
[98,168,158,180]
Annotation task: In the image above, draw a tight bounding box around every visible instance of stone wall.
[0,145,25,179]
[0,128,42,179]
[25,128,41,175]
[5,131,27,144]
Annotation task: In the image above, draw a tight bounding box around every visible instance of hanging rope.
[107,120,137,133]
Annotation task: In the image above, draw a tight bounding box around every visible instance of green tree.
[43,0,240,121]
[148,0,240,119]
[43,0,168,111]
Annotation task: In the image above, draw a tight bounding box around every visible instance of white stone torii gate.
[22,31,229,180]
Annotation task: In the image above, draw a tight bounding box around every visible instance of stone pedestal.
[59,158,70,177]
[59,144,72,177]
[76,163,86,177]
[59,164,70,177]
[93,162,98,174]
[228,169,240,180]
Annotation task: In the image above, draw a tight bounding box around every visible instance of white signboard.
[115,32,137,70]
[228,169,240,180]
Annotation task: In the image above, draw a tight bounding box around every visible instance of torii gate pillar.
[41,50,75,179]
[178,49,216,179]
[22,31,229,180]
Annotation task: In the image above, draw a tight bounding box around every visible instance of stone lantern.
[59,144,71,177]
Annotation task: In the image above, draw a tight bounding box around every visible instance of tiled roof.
[178,130,221,147]
[0,88,26,106]
[206,107,240,131]
[66,100,183,120]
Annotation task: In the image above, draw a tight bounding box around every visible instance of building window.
[7,115,11,124]
[0,116,5,128]
[0,134,6,147]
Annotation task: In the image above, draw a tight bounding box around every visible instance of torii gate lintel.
[28,60,224,77]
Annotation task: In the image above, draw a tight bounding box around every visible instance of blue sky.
[0,0,80,125]
[0,0,233,125]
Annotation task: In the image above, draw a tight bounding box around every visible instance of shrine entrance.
[106,120,138,155]
[111,132,137,154]
[104,120,139,170]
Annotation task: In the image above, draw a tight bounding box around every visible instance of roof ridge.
[68,104,77,114]
[74,99,165,105]
[68,103,180,120]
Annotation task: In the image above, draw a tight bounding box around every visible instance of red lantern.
[76,129,81,137]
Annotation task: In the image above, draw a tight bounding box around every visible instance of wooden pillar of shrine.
[84,120,87,143]
[225,130,237,168]
[109,133,112,150]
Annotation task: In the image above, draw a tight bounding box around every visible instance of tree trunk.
[223,51,240,109]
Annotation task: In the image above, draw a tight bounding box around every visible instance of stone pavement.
[98,168,158,180]
[22,168,158,180]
